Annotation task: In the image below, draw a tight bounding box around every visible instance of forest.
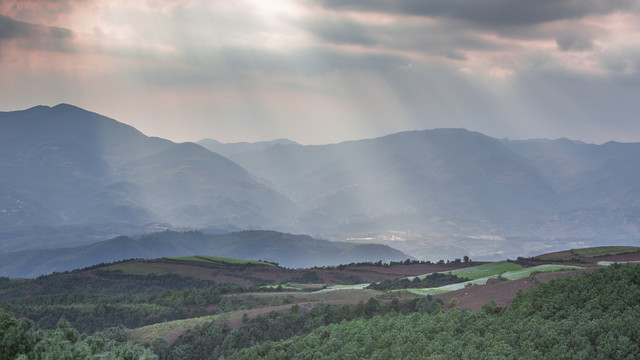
[229,263,640,359]
[1,259,639,359]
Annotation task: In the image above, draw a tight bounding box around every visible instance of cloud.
[314,0,638,26]
[304,18,377,45]
[1,0,640,145]
[132,44,411,88]
[0,14,75,52]
[299,15,510,62]
[556,32,594,52]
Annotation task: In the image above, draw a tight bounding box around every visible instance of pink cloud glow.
[1,0,639,144]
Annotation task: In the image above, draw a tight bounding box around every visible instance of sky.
[1,0,639,145]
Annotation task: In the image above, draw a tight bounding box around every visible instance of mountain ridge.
[0,230,410,278]
[0,103,298,239]
[2,104,640,253]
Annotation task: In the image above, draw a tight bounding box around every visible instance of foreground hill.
[1,246,637,359]
[0,230,410,278]
[230,263,640,359]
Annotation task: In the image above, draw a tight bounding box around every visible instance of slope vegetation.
[229,264,640,359]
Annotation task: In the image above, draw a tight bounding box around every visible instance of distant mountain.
[0,104,297,247]
[2,103,640,250]
[0,230,410,278]
[197,138,298,157]
[503,138,640,238]
[220,129,557,234]
[215,129,640,239]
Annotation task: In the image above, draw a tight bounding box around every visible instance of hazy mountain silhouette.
[204,130,640,238]
[213,130,557,234]
[197,138,298,157]
[0,104,297,242]
[504,138,640,238]
[3,104,640,255]
[0,230,410,278]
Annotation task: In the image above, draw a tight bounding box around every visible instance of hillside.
[204,129,640,239]
[229,263,640,359]
[0,230,410,278]
[213,129,557,234]
[1,246,638,359]
[0,104,297,248]
[3,104,640,255]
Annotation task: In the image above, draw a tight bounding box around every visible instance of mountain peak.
[52,103,81,110]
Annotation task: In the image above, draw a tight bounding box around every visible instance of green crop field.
[571,246,640,258]
[597,260,640,266]
[106,262,216,278]
[407,288,451,295]
[501,264,584,280]
[443,261,523,280]
[322,284,370,291]
[260,284,303,291]
[165,255,276,266]
[411,261,522,281]
[533,250,577,261]
[409,263,583,295]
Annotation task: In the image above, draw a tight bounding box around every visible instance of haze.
[1,0,639,145]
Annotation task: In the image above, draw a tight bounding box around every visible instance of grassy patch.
[571,246,640,258]
[322,284,370,291]
[411,264,583,295]
[260,284,303,291]
[165,255,276,266]
[443,261,523,280]
[533,250,577,262]
[128,314,219,345]
[597,260,640,266]
[106,262,216,279]
[501,264,584,280]
[407,288,452,296]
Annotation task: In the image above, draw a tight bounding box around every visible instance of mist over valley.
[1,104,638,274]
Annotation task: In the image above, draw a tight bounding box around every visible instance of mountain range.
[1,104,639,255]
[0,104,296,250]
[200,130,640,239]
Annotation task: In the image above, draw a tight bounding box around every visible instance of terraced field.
[501,264,584,280]
[535,246,640,262]
[411,261,522,281]
[444,261,523,280]
[408,263,584,295]
[571,246,639,258]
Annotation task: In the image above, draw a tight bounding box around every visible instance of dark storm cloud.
[134,45,410,87]
[300,16,510,60]
[0,14,74,52]
[315,0,637,26]
[0,14,36,39]
[556,32,594,52]
[305,18,377,45]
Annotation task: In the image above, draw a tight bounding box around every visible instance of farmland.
[164,255,276,266]
[443,261,523,280]
[571,246,640,258]
[1,247,639,359]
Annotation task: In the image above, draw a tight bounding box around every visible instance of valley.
[1,104,639,359]
[2,105,640,261]
[3,0,640,356]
